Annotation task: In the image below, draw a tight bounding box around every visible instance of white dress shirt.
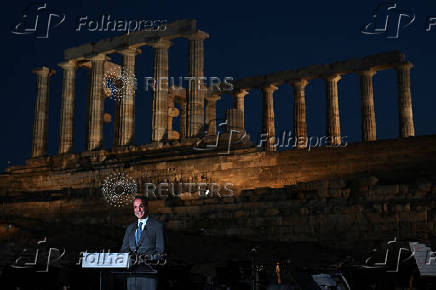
[136,217,149,238]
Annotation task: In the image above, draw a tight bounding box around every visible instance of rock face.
[1,171,436,269]
[1,134,436,196]
[1,135,436,253]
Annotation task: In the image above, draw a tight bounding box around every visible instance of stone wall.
[153,175,436,251]
[1,135,436,267]
[1,135,436,197]
[1,174,435,256]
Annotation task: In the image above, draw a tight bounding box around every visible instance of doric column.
[58,60,77,154]
[117,47,137,146]
[180,101,187,139]
[261,85,278,151]
[291,79,308,149]
[167,94,180,140]
[151,40,171,142]
[205,94,221,135]
[187,31,209,138]
[113,98,120,147]
[227,109,244,133]
[113,80,123,147]
[359,69,377,142]
[233,89,249,130]
[32,67,54,158]
[167,94,175,133]
[86,54,105,151]
[396,62,415,138]
[324,74,342,145]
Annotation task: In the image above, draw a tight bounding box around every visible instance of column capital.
[89,53,106,61]
[205,94,221,103]
[150,39,172,49]
[323,74,342,82]
[32,66,50,75]
[119,46,141,56]
[58,60,78,70]
[357,69,377,77]
[261,84,278,94]
[233,89,249,98]
[289,79,308,88]
[395,61,414,70]
[186,30,209,41]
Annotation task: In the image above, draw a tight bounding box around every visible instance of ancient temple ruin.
[29,19,415,159]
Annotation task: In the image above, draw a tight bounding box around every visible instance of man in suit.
[121,195,165,290]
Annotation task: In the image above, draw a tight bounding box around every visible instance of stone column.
[187,31,209,138]
[227,109,244,132]
[151,40,171,142]
[167,94,175,133]
[359,69,377,142]
[324,74,342,145]
[261,85,278,151]
[113,98,120,147]
[58,60,77,154]
[32,67,54,158]
[233,89,249,130]
[180,101,187,139]
[117,47,137,146]
[396,62,415,138]
[113,80,123,147]
[86,54,105,151]
[291,79,308,149]
[167,94,180,140]
[205,94,221,135]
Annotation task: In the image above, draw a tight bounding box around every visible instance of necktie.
[136,222,143,245]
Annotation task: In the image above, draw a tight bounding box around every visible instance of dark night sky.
[1,0,436,172]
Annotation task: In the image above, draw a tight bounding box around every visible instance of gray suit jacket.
[120,218,166,255]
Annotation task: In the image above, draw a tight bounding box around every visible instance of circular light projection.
[101,172,137,207]
[103,67,137,101]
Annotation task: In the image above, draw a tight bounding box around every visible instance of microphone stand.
[250,247,258,290]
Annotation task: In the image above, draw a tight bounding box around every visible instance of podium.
[81,252,159,290]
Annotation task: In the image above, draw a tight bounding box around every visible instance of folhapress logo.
[361,2,415,39]
[11,3,65,39]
